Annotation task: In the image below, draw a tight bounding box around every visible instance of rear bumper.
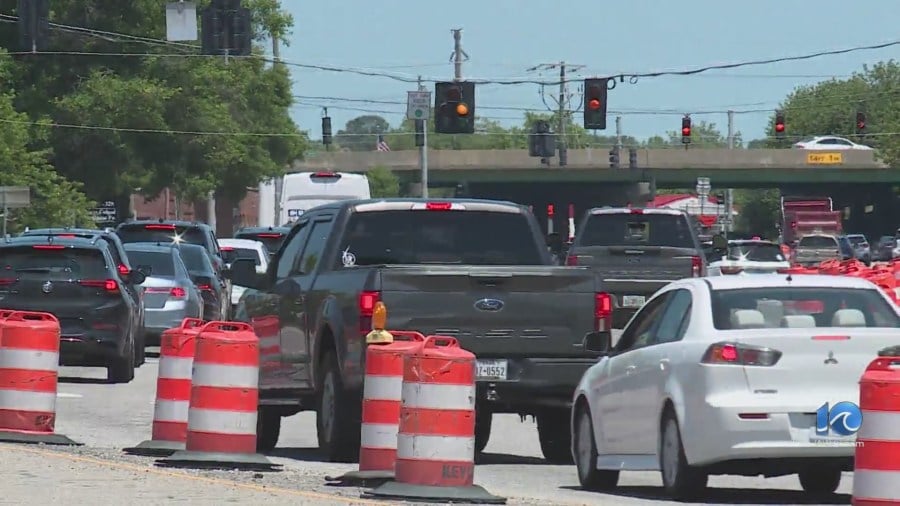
[475,357,595,413]
[60,330,126,366]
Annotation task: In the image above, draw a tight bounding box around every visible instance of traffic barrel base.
[366,336,505,504]
[326,330,426,487]
[0,311,80,446]
[124,318,203,457]
[155,321,280,472]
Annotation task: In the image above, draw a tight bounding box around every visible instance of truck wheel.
[475,408,492,454]
[537,408,574,464]
[256,406,281,452]
[316,351,361,462]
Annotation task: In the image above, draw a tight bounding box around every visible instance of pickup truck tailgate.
[574,245,697,282]
[378,265,596,357]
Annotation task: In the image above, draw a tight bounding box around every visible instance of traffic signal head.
[583,78,609,130]
[528,120,555,158]
[628,148,638,169]
[681,116,691,144]
[856,111,866,134]
[434,81,476,134]
[608,147,620,168]
[774,110,786,139]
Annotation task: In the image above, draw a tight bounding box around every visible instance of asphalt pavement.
[0,358,855,505]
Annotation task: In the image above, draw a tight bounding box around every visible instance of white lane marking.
[56,393,82,399]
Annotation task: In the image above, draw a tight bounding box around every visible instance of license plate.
[476,359,508,381]
[621,295,645,308]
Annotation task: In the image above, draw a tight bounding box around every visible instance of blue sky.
[277,0,899,143]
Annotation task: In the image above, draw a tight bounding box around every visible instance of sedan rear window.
[126,250,176,277]
[221,247,261,266]
[177,245,215,274]
[727,243,785,262]
[117,224,207,247]
[711,287,900,329]
[798,235,837,248]
[579,213,695,248]
[0,246,108,279]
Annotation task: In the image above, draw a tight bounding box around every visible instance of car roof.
[728,239,777,246]
[701,274,878,291]
[235,226,290,234]
[123,242,179,253]
[218,238,264,249]
[24,227,109,235]
[299,198,525,214]
[588,207,685,216]
[118,219,212,230]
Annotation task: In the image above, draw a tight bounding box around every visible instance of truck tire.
[316,351,361,462]
[537,408,574,464]
[475,408,492,454]
[256,406,281,452]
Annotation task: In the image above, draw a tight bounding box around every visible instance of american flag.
[376,134,390,152]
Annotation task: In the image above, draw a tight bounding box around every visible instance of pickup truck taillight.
[595,292,612,331]
[565,255,578,266]
[359,290,381,335]
[691,256,702,277]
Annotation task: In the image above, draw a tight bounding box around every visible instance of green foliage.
[658,120,743,148]
[734,189,781,238]
[366,166,400,198]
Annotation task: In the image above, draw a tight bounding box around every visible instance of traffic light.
[681,115,691,144]
[528,120,555,158]
[17,0,50,52]
[774,110,786,139]
[583,78,609,130]
[201,0,253,56]
[856,111,866,135]
[321,116,332,145]
[414,120,425,147]
[434,81,476,134]
[628,148,638,169]
[609,147,620,168]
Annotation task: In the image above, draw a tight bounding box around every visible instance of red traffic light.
[775,123,785,132]
[681,127,691,136]
[446,87,461,101]
[588,98,601,110]
[547,204,554,217]
[857,121,866,130]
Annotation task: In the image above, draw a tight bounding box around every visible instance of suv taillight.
[565,255,578,266]
[595,292,612,331]
[691,255,702,277]
[359,290,381,335]
[701,342,781,366]
[80,279,119,294]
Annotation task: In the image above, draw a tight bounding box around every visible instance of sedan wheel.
[574,404,618,491]
[660,413,707,500]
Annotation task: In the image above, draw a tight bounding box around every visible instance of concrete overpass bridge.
[293,148,896,186]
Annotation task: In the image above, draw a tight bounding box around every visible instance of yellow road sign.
[806,152,843,165]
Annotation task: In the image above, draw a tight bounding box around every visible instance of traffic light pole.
[418,76,429,198]
[557,62,567,167]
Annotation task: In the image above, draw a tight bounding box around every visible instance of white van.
[279,172,371,225]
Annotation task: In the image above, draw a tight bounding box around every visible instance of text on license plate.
[476,359,508,380]
[621,295,645,308]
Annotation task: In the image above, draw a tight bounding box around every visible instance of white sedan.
[217,238,269,305]
[572,274,900,500]
[707,239,789,275]
[793,136,873,150]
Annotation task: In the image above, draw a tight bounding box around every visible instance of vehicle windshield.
[125,250,176,277]
[711,287,900,329]
[176,245,214,274]
[798,235,837,248]
[116,224,207,247]
[339,210,544,265]
[847,236,867,245]
[726,243,785,262]
[234,233,284,254]
[579,213,695,248]
[221,247,261,266]
[0,246,108,279]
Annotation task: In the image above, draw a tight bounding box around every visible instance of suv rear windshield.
[340,210,543,265]
[221,247,261,266]
[847,236,867,245]
[0,246,108,279]
[798,235,837,248]
[711,287,900,329]
[727,243,785,262]
[126,250,176,277]
[117,224,207,247]
[579,213,695,248]
[234,232,285,254]
[177,246,214,274]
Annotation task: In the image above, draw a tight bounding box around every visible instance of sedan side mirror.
[128,270,147,285]
[585,331,612,353]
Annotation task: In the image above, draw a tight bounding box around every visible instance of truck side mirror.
[227,258,270,290]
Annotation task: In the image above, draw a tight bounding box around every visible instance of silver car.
[124,243,203,345]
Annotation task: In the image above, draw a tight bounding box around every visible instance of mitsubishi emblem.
[41,281,53,294]
[824,351,838,365]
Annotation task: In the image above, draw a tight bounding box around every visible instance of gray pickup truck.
[228,198,608,463]
[565,207,705,328]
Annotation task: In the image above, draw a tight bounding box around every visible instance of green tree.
[734,189,781,239]
[337,115,391,152]
[366,166,400,197]
[655,120,743,148]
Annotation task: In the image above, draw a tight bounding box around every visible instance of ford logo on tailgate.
[474,298,504,312]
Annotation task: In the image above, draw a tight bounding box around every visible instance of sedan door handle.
[659,359,670,371]
[625,365,636,375]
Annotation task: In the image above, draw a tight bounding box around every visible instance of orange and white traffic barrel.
[368,336,504,503]
[156,321,280,471]
[0,311,79,445]
[125,318,203,456]
[853,348,900,505]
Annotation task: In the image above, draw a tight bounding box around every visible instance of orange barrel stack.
[328,329,426,485]
[125,318,204,456]
[157,321,280,471]
[853,346,900,505]
[368,336,504,503]
[0,311,79,445]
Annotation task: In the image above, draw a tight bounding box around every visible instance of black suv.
[21,227,147,362]
[0,236,146,382]
[233,226,290,259]
[116,220,222,264]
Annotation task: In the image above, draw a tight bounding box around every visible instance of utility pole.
[418,75,429,198]
[264,32,282,226]
[615,116,623,150]
[526,61,585,167]
[725,110,735,237]
[450,29,468,81]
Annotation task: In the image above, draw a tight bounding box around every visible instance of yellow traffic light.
[456,103,469,116]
